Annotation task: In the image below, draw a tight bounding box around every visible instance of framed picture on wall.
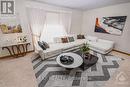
[94,16,127,35]
[0,16,22,34]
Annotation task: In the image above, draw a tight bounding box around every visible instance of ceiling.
[33,0,130,10]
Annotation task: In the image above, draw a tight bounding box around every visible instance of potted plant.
[80,43,90,59]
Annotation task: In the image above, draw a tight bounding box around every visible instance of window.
[40,12,71,43]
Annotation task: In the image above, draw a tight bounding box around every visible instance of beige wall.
[82,3,130,54]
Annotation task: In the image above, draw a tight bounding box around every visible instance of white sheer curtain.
[40,12,72,43]
[27,8,46,51]
[27,7,72,50]
[60,13,72,34]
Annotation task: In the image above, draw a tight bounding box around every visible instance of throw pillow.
[77,34,85,39]
[68,37,74,42]
[54,37,62,43]
[38,41,46,50]
[42,41,50,48]
[82,35,85,39]
[61,37,68,43]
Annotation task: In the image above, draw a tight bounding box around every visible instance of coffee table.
[56,51,98,70]
[56,52,83,69]
[80,54,98,70]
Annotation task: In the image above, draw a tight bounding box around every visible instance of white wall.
[0,0,34,57]
[70,11,83,34]
[0,0,83,57]
[82,3,130,53]
[2,0,129,57]
[26,1,83,34]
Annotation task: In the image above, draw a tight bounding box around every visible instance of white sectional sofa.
[38,36,114,60]
[88,39,114,54]
[86,36,114,54]
[38,40,85,60]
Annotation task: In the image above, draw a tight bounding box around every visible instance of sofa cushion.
[87,36,98,42]
[61,37,68,43]
[38,41,46,50]
[77,34,85,39]
[54,37,62,43]
[88,41,113,53]
[42,41,50,48]
[68,37,75,42]
[74,39,86,46]
[42,43,63,53]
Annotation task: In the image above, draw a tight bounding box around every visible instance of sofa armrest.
[36,45,43,51]
[98,39,114,46]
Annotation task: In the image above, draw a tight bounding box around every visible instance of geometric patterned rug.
[32,49,123,87]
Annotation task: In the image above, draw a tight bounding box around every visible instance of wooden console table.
[2,43,30,58]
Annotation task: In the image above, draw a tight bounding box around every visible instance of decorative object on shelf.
[95,16,127,35]
[0,34,29,48]
[80,43,90,59]
[17,35,27,43]
[60,55,74,65]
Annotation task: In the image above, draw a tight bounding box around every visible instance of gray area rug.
[32,50,123,87]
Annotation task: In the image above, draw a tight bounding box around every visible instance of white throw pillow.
[86,36,98,42]
[53,37,62,43]
[67,34,77,41]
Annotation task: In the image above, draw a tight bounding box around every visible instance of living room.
[0,0,130,87]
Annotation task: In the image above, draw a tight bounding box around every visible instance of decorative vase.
[60,55,74,65]
[82,52,91,60]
